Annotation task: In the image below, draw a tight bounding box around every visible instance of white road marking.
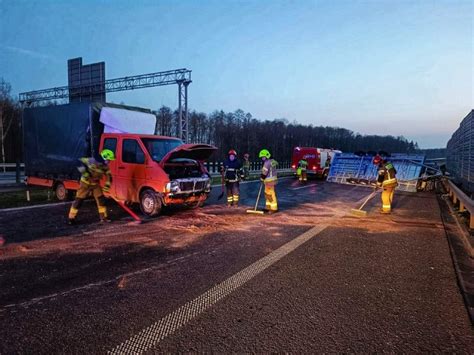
[0,252,200,311]
[108,222,333,354]
[291,184,318,190]
[0,201,71,213]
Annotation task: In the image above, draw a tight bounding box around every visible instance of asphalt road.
[0,178,472,353]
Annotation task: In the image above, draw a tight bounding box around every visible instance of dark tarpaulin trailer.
[23,102,153,181]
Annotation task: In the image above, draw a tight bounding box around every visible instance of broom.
[350,188,380,217]
[246,182,265,215]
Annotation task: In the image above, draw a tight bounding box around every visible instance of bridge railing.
[445,179,474,229]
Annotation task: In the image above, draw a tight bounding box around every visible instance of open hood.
[160,144,217,165]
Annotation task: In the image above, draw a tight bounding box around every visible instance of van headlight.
[165,181,180,193]
[205,180,211,192]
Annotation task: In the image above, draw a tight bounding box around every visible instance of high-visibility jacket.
[222,158,242,183]
[377,161,398,187]
[261,159,278,184]
[79,157,112,190]
[298,159,308,171]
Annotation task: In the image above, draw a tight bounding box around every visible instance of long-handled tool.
[350,188,380,217]
[217,170,225,200]
[109,195,143,223]
[246,182,265,215]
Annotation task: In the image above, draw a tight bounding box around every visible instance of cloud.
[2,45,60,62]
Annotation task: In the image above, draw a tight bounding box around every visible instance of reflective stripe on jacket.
[262,159,278,183]
[223,158,242,183]
[79,157,111,187]
[298,159,308,171]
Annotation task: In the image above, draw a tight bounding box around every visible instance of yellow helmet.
[259,149,271,158]
[100,149,115,161]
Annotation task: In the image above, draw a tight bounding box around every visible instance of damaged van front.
[105,134,216,216]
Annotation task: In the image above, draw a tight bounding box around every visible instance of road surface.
[0,178,472,353]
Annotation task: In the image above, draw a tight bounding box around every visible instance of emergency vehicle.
[291,147,340,179]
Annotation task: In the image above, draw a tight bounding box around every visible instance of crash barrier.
[0,163,24,171]
[206,161,291,174]
[326,153,440,192]
[445,179,474,229]
[447,110,474,195]
[0,162,24,184]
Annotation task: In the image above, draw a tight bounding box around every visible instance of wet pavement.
[0,178,473,353]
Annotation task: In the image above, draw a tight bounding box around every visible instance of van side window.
[103,138,117,155]
[122,139,145,164]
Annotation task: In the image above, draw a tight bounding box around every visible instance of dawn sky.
[1,0,472,148]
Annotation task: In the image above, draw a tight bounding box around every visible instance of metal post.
[178,81,183,141]
[15,160,20,183]
[184,81,190,143]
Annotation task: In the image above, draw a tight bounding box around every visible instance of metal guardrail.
[0,163,25,170]
[446,179,474,229]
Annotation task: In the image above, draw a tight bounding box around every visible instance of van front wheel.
[140,189,162,217]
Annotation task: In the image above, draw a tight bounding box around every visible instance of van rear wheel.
[140,189,162,217]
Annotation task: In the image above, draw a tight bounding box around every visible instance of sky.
[0,0,472,148]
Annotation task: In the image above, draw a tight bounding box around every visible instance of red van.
[291,147,340,179]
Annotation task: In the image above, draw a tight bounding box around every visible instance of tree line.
[157,107,419,161]
[1,78,420,165]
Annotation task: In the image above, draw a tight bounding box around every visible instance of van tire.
[140,189,162,217]
[55,182,73,201]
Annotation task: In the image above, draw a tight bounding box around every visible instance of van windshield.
[141,138,183,162]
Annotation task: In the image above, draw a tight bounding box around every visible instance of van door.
[102,137,118,195]
[115,138,147,201]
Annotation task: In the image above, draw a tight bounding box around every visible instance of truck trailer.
[23,102,216,216]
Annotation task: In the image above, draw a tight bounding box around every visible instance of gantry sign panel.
[68,58,106,103]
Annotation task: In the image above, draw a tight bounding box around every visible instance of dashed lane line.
[291,184,318,190]
[108,221,336,354]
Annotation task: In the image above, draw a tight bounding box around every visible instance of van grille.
[177,178,209,193]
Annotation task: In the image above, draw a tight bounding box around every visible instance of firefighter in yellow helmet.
[67,149,115,225]
[297,158,308,182]
[259,149,278,214]
[373,154,398,214]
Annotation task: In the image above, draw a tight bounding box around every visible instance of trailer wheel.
[140,189,162,217]
[55,182,72,201]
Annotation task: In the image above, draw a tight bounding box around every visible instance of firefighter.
[242,153,251,180]
[297,158,308,182]
[67,149,115,225]
[373,154,398,214]
[259,149,278,214]
[325,153,332,168]
[222,149,243,207]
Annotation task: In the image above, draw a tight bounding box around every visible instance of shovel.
[217,171,225,200]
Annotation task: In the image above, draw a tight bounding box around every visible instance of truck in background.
[23,102,216,216]
[291,147,341,179]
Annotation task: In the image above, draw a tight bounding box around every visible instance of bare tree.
[0,78,15,172]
